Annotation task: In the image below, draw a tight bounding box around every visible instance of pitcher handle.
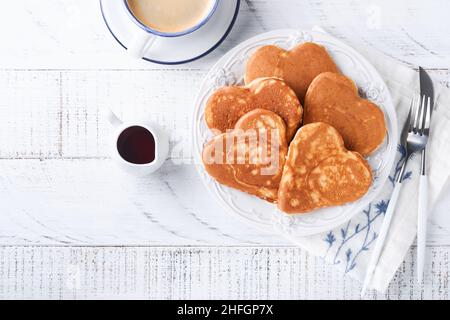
[104,108,122,127]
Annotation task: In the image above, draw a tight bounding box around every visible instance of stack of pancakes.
[202,42,387,214]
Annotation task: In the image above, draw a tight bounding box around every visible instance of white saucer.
[99,0,240,65]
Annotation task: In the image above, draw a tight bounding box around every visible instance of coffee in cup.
[124,0,218,59]
[126,0,215,34]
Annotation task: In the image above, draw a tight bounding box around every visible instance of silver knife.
[417,67,434,283]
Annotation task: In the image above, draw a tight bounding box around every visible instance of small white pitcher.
[105,108,169,176]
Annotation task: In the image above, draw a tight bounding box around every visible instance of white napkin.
[284,35,450,293]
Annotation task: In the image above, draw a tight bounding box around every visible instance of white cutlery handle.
[417,175,428,283]
[361,182,402,296]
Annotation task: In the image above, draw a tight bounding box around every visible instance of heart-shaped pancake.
[205,77,302,141]
[245,42,340,102]
[278,122,372,214]
[304,72,387,156]
[203,109,288,202]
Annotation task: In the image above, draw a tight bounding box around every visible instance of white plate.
[193,29,398,236]
[99,0,240,65]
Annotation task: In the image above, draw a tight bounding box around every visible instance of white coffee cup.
[105,108,169,176]
[123,0,219,59]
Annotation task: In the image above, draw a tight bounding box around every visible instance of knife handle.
[417,174,428,283]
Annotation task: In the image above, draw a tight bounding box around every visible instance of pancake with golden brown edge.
[245,42,340,102]
[278,122,372,214]
[304,72,387,156]
[204,77,302,141]
[203,109,288,202]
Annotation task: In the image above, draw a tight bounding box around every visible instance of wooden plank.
[1,0,450,69]
[0,159,289,246]
[0,71,61,158]
[0,69,448,160]
[0,158,449,246]
[0,246,448,299]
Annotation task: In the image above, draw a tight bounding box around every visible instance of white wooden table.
[0,0,449,300]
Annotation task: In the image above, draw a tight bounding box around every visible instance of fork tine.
[424,96,431,132]
[413,94,423,133]
[409,95,418,133]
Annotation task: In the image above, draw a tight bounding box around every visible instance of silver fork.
[361,94,431,297]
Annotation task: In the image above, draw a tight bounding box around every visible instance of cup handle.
[127,28,156,60]
[104,108,122,128]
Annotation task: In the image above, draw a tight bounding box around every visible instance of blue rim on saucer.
[99,0,240,65]
[123,0,220,38]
